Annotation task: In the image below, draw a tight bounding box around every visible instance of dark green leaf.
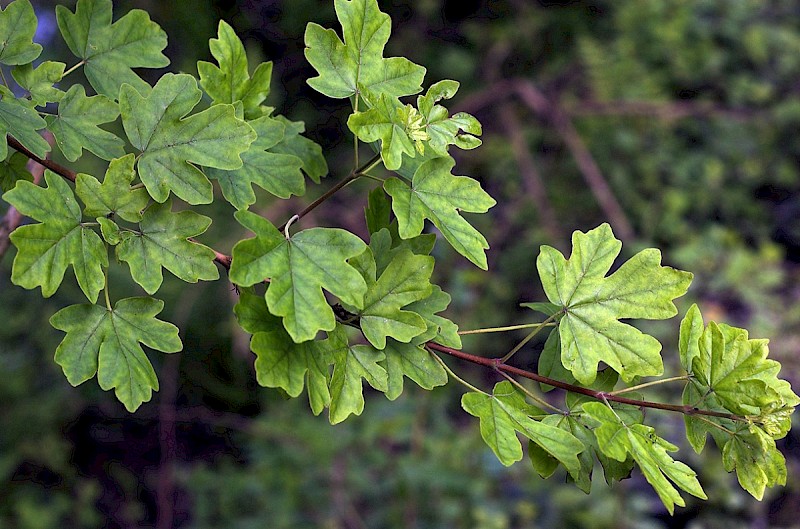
[0,0,42,66]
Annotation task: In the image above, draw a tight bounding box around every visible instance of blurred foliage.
[2,0,800,527]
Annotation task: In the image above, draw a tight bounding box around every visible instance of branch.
[8,136,77,182]
[425,341,745,422]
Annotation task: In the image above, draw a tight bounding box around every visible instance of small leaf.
[348,90,417,170]
[119,73,256,204]
[385,156,495,269]
[269,116,328,184]
[12,61,66,106]
[50,297,182,412]
[0,151,32,193]
[304,0,426,99]
[462,381,584,474]
[678,303,705,374]
[4,172,106,302]
[417,80,482,155]
[0,0,42,66]
[723,426,786,500]
[206,115,304,210]
[329,339,388,424]
[404,285,461,348]
[46,84,125,162]
[0,90,50,160]
[382,339,447,400]
[537,223,692,384]
[75,154,150,222]
[230,210,368,342]
[198,20,273,119]
[115,199,219,294]
[56,0,169,98]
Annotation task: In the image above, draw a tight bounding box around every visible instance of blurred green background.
[2,0,800,527]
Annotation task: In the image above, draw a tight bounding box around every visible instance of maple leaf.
[55,0,169,98]
[235,290,334,415]
[384,156,496,269]
[4,172,106,302]
[462,381,584,474]
[0,0,41,66]
[722,425,787,500]
[50,297,182,412]
[198,20,273,119]
[347,90,417,170]
[0,151,31,193]
[111,199,219,295]
[206,115,304,210]
[229,210,368,342]
[417,80,482,156]
[304,0,426,99]
[329,340,387,424]
[269,116,328,184]
[382,339,447,401]
[11,61,66,106]
[45,84,125,162]
[346,247,434,349]
[119,73,256,205]
[75,154,150,223]
[0,87,50,160]
[582,402,707,514]
[536,223,692,385]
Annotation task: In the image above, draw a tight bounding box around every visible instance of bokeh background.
[2,0,800,527]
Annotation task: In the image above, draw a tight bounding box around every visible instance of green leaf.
[229,210,368,342]
[582,402,706,514]
[347,90,416,170]
[198,20,273,119]
[269,116,328,184]
[537,223,692,384]
[235,291,334,415]
[462,381,584,474]
[55,0,169,98]
[12,61,66,106]
[678,303,704,374]
[75,154,150,223]
[50,297,182,412]
[382,339,447,400]
[119,73,256,204]
[329,339,388,424]
[348,247,433,349]
[722,426,786,500]
[385,156,495,269]
[0,0,41,66]
[417,80,482,156]
[365,186,392,235]
[114,199,219,294]
[404,285,461,348]
[304,0,426,99]
[206,115,304,210]
[0,90,50,160]
[4,172,106,302]
[0,151,31,193]
[46,84,124,162]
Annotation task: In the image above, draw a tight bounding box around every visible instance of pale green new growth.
[50,297,182,412]
[537,223,692,384]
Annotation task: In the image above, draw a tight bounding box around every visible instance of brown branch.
[425,341,745,422]
[8,136,77,182]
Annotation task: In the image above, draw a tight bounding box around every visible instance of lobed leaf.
[75,154,150,223]
[0,0,42,66]
[12,61,66,106]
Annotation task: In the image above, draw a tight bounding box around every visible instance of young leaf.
[404,285,461,348]
[46,85,125,162]
[304,0,426,100]
[329,339,388,424]
[235,291,334,415]
[270,116,328,184]
[382,339,447,401]
[229,210,368,343]
[582,402,706,514]
[119,73,256,204]
[348,247,434,349]
[55,0,169,98]
[4,172,106,302]
[417,80,482,155]
[462,381,584,475]
[0,0,42,66]
[50,297,182,412]
[75,154,150,222]
[537,223,692,384]
[0,89,50,160]
[11,61,66,106]
[198,20,273,119]
[347,90,417,170]
[384,156,496,269]
[205,115,304,210]
[0,152,32,193]
[114,200,219,295]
